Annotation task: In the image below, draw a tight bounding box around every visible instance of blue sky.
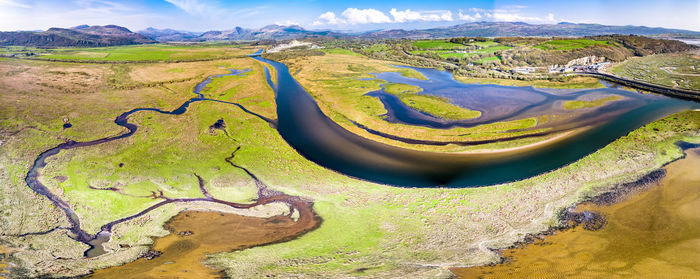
[0,0,698,32]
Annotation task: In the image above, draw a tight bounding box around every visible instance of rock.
[141,249,162,260]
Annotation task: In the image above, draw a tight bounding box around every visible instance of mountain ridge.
[2,21,698,47]
[141,21,700,42]
[0,25,155,47]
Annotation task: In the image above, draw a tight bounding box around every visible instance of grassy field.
[534,39,611,51]
[455,75,606,89]
[410,42,511,64]
[320,48,360,56]
[2,45,700,279]
[563,96,623,110]
[412,40,465,49]
[609,52,700,91]
[477,56,502,63]
[412,50,468,58]
[382,83,481,120]
[32,44,255,62]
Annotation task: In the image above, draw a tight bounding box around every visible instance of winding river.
[253,55,699,187]
[20,49,699,266]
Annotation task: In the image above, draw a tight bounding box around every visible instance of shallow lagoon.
[368,66,661,130]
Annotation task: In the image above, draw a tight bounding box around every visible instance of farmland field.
[34,44,252,62]
[534,39,611,50]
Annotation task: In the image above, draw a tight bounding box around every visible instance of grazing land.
[533,39,611,51]
[4,44,253,62]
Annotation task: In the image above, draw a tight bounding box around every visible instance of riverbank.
[451,144,700,278]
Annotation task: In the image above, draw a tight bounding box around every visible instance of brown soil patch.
[90,204,319,279]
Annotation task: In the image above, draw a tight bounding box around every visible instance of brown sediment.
[88,197,320,279]
[450,146,700,278]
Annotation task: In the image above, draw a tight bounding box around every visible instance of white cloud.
[484,12,557,23]
[341,8,392,24]
[545,13,555,21]
[164,0,209,15]
[459,6,557,23]
[390,9,453,23]
[315,11,345,25]
[275,20,300,26]
[458,10,475,21]
[0,0,30,8]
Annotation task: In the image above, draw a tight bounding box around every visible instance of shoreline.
[457,127,587,154]
[87,198,322,278]
[449,140,700,275]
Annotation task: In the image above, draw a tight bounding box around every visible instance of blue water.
[367,66,663,129]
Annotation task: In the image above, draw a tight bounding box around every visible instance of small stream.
[23,66,274,257]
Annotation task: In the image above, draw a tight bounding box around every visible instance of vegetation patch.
[321,48,360,56]
[563,96,623,110]
[534,39,611,51]
[382,83,481,120]
[35,44,252,62]
[609,52,700,91]
[412,40,465,49]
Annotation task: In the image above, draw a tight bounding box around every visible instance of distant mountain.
[3,22,699,47]
[142,22,699,42]
[0,25,155,47]
[138,27,203,42]
[140,24,344,42]
[362,21,700,39]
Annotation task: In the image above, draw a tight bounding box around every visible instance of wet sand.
[0,246,11,279]
[89,208,319,279]
[451,147,700,278]
[458,127,588,154]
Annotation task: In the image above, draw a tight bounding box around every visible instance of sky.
[0,0,698,32]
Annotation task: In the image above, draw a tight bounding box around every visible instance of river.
[253,55,699,187]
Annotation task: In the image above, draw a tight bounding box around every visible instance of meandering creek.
[451,145,700,278]
[22,64,314,264]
